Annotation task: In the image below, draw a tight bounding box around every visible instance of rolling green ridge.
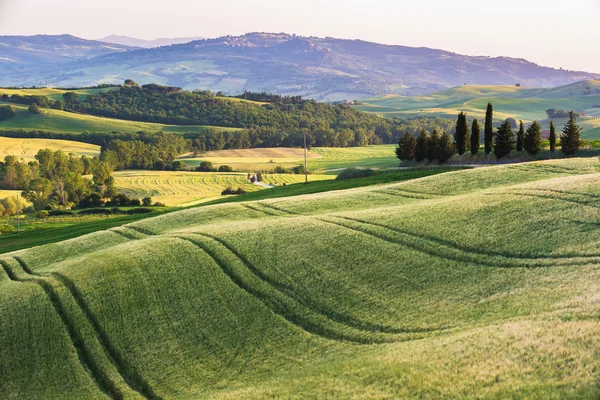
[0,102,237,135]
[2,158,600,398]
[357,80,600,138]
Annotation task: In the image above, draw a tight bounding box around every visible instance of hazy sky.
[0,0,598,72]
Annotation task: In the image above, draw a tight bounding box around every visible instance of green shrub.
[196,161,216,172]
[335,168,380,180]
[218,165,234,172]
[0,224,15,233]
[221,186,248,195]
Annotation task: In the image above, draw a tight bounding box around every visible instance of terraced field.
[3,158,600,398]
[180,145,398,173]
[0,137,100,161]
[114,170,335,206]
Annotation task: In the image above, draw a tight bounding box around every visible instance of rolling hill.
[0,35,134,67]
[2,158,600,398]
[0,102,238,135]
[357,80,600,138]
[0,137,100,162]
[99,35,204,49]
[0,32,597,100]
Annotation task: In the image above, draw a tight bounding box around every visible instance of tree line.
[397,103,583,163]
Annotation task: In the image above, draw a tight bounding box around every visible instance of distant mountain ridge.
[99,35,204,48]
[0,34,135,66]
[0,32,598,99]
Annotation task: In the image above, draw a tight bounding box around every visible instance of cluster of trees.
[397,105,583,163]
[396,129,455,163]
[235,92,304,104]
[0,106,16,120]
[195,161,234,172]
[0,196,21,218]
[187,117,454,151]
[100,133,188,171]
[1,93,66,111]
[546,109,581,119]
[0,150,116,211]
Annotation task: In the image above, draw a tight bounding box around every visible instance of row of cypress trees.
[396,129,455,163]
[397,103,582,163]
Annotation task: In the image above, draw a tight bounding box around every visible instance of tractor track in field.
[0,259,125,400]
[174,234,412,345]
[321,216,600,268]
[4,257,161,400]
[121,224,443,342]
[241,202,600,267]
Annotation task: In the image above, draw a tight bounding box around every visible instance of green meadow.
[0,103,238,135]
[2,158,600,398]
[180,145,400,173]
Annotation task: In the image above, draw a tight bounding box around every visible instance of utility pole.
[303,131,308,184]
[16,194,20,232]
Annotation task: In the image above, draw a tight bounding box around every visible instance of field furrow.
[9,256,159,400]
[0,259,122,400]
[176,233,413,344]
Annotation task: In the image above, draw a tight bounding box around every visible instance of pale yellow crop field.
[0,137,101,161]
[113,170,334,206]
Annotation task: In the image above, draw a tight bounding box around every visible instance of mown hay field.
[113,170,335,206]
[3,158,600,398]
[180,145,399,173]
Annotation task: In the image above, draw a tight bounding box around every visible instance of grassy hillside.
[0,103,238,135]
[2,158,600,398]
[0,137,100,161]
[357,80,600,138]
[114,170,335,206]
[0,87,118,101]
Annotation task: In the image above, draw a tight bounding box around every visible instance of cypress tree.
[560,111,582,155]
[414,129,429,162]
[516,120,525,152]
[470,119,480,155]
[494,119,515,159]
[395,132,416,161]
[524,121,542,155]
[455,112,468,155]
[434,132,456,163]
[549,121,557,152]
[427,129,441,163]
[484,102,494,155]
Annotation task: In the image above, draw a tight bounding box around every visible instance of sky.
[0,0,598,72]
